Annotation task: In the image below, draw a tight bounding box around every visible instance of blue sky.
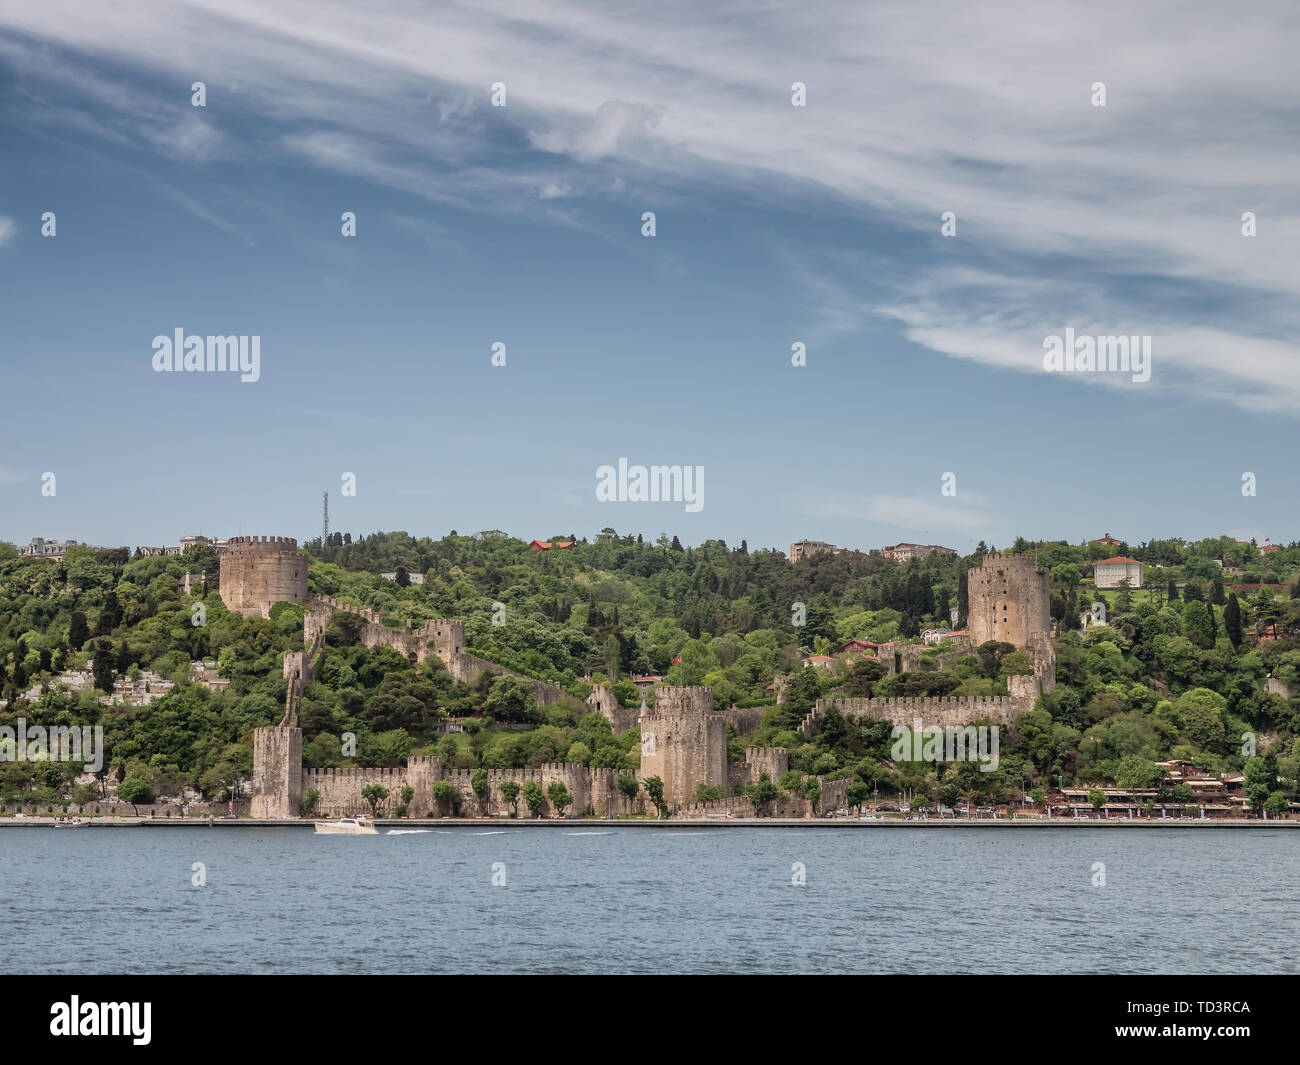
[1,0,1297,555]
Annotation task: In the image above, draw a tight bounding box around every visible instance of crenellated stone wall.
[253,669,896,819]
[814,695,1025,729]
[306,596,565,704]
[298,759,640,819]
[448,652,566,706]
[744,746,789,782]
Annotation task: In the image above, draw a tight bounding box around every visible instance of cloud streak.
[1,0,1297,410]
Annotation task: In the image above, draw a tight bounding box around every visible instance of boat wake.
[386,829,433,835]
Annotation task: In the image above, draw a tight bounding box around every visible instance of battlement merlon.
[651,686,715,715]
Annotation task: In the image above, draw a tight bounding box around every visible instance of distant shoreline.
[2,816,1297,829]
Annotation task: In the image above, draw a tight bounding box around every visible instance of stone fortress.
[807,553,1056,734]
[219,535,568,705]
[246,543,1057,820]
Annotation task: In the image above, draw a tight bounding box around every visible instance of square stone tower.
[638,686,727,808]
[251,725,302,819]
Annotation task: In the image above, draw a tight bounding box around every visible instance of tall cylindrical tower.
[966,554,1050,648]
[219,535,309,618]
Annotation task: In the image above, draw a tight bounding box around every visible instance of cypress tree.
[69,610,90,649]
[1224,594,1243,649]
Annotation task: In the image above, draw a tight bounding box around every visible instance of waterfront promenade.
[1,816,1296,829]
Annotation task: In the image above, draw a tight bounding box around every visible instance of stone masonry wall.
[814,695,1029,730]
[585,684,641,733]
[251,725,303,818]
[447,652,566,707]
[745,746,789,782]
[306,596,566,705]
[300,759,641,818]
[966,553,1051,648]
[639,686,727,806]
[220,536,309,618]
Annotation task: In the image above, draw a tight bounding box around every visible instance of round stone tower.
[219,535,309,618]
[966,553,1050,648]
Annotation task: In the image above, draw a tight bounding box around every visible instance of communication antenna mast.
[322,491,329,555]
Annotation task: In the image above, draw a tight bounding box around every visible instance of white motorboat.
[314,816,378,835]
[54,816,87,827]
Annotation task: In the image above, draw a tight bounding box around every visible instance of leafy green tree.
[1115,755,1163,790]
[432,780,456,816]
[95,591,123,635]
[1263,792,1290,818]
[361,783,390,816]
[546,779,573,817]
[522,779,546,818]
[616,772,639,814]
[471,768,488,800]
[842,657,886,697]
[1177,689,1226,751]
[1051,564,1082,591]
[117,774,153,808]
[1182,600,1214,647]
[1087,788,1106,812]
[999,649,1035,678]
[643,775,668,819]
[1243,757,1274,814]
[482,676,538,723]
[750,777,779,816]
[198,762,239,802]
[302,788,320,816]
[499,779,520,817]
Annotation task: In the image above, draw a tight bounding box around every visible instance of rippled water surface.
[4,826,1296,973]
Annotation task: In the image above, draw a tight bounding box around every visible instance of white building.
[21,538,90,559]
[1093,556,1144,589]
[380,571,426,585]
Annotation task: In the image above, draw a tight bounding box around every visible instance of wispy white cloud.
[0,216,15,245]
[1,0,1297,410]
[817,492,992,537]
